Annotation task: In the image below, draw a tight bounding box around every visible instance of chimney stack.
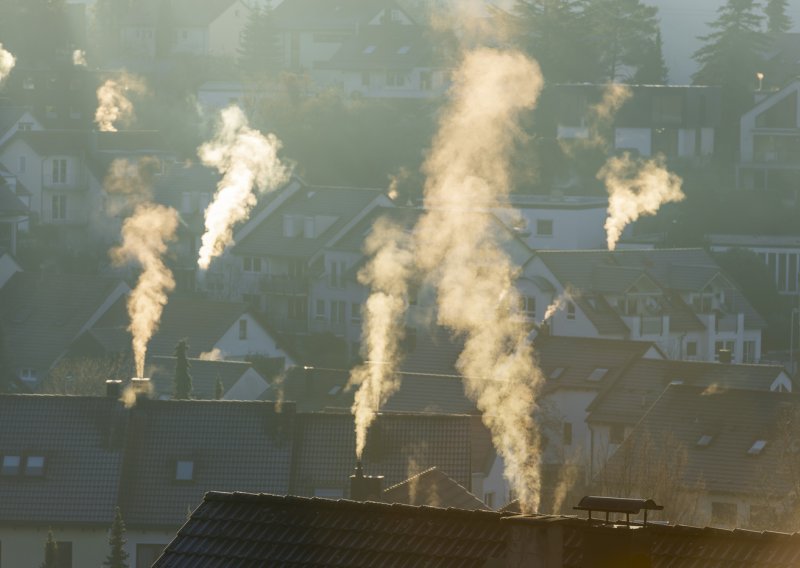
[349,461,383,502]
[106,379,123,399]
[129,377,153,403]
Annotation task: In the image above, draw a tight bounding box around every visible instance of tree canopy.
[103,507,130,568]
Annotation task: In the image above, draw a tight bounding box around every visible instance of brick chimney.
[349,461,383,502]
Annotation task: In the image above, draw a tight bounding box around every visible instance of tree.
[104,507,130,568]
[39,355,132,396]
[238,7,282,78]
[583,0,661,82]
[632,29,669,84]
[173,339,192,399]
[41,529,58,568]
[765,0,792,34]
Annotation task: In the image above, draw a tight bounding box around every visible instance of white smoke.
[196,105,290,270]
[542,288,577,323]
[0,43,15,83]
[95,74,146,132]
[72,49,87,67]
[198,348,224,361]
[599,153,684,251]
[349,218,415,459]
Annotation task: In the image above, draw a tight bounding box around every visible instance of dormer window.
[175,460,194,481]
[586,368,609,382]
[566,302,576,320]
[697,434,713,447]
[748,440,767,455]
[397,45,410,55]
[24,456,45,476]
[549,367,565,380]
[1,455,21,476]
[363,45,376,55]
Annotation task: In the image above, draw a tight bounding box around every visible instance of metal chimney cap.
[574,496,664,515]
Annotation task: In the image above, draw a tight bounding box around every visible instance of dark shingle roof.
[0,395,126,525]
[154,491,508,568]
[125,0,241,27]
[120,399,294,528]
[146,356,265,400]
[234,184,386,259]
[588,359,788,425]
[324,25,434,71]
[290,411,472,496]
[272,0,412,30]
[0,272,128,376]
[1,130,90,156]
[0,181,28,216]
[383,466,489,511]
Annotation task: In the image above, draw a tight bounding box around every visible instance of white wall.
[615,127,651,156]
[223,367,271,400]
[208,1,250,57]
[215,313,294,366]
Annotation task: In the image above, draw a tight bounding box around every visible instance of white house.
[708,233,800,296]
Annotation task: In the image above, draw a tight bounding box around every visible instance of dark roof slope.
[125,0,240,26]
[290,411,472,496]
[325,25,434,71]
[0,181,28,216]
[589,359,788,425]
[383,466,489,511]
[272,0,412,30]
[154,491,508,568]
[146,356,262,399]
[120,399,294,528]
[0,395,126,525]
[1,129,90,156]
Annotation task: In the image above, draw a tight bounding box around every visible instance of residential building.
[523,249,765,363]
[738,80,800,196]
[0,248,20,290]
[0,106,44,148]
[0,271,129,384]
[145,356,273,400]
[708,233,800,296]
[0,178,28,255]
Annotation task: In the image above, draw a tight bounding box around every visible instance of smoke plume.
[72,49,87,67]
[103,157,160,216]
[95,74,146,132]
[542,288,576,323]
[599,153,684,251]
[414,48,545,513]
[110,203,179,377]
[349,217,415,458]
[591,83,632,122]
[196,105,289,270]
[0,43,15,83]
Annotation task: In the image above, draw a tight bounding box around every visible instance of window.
[748,440,767,455]
[24,456,45,476]
[697,434,713,447]
[175,460,194,481]
[586,368,609,382]
[56,541,72,568]
[420,70,432,91]
[351,302,361,321]
[743,340,757,364]
[522,296,536,319]
[238,319,248,340]
[610,424,625,445]
[52,159,67,183]
[548,367,565,380]
[315,299,326,320]
[686,341,697,358]
[18,121,33,131]
[288,297,307,320]
[329,261,345,288]
[1,455,20,476]
[243,256,262,273]
[332,300,346,324]
[137,544,167,568]
[566,302,576,320]
[18,155,25,173]
[536,219,554,237]
[387,72,406,87]
[715,341,734,361]
[397,45,410,54]
[484,491,495,508]
[563,422,573,446]
[363,45,376,55]
[711,502,737,526]
[52,195,67,220]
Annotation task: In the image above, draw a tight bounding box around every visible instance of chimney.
[349,461,383,502]
[718,349,732,364]
[129,377,153,403]
[105,379,123,399]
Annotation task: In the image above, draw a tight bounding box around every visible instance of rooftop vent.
[574,495,663,526]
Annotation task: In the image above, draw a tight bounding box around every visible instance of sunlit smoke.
[95,74,146,132]
[196,105,289,270]
[0,43,15,83]
[559,83,631,158]
[591,83,632,122]
[552,462,579,514]
[103,157,159,217]
[121,378,154,409]
[414,48,545,514]
[198,347,224,361]
[349,218,415,458]
[599,153,684,251]
[72,49,87,67]
[110,204,178,377]
[542,288,576,323]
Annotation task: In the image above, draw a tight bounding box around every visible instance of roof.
[603,385,800,497]
[146,356,262,399]
[124,0,242,27]
[261,366,353,412]
[383,466,489,511]
[233,184,386,259]
[120,399,294,528]
[290,411,472,496]
[588,359,789,425]
[0,272,128,376]
[328,205,421,253]
[154,491,509,568]
[0,395,126,525]
[0,180,28,216]
[324,25,435,71]
[272,0,412,31]
[0,106,33,137]
[0,129,90,156]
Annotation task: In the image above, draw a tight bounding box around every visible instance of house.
[0,248,20,290]
[120,0,252,58]
[153,490,800,567]
[82,295,295,367]
[0,106,44,147]
[523,248,765,363]
[543,83,720,161]
[708,233,800,296]
[738,79,800,196]
[600,384,800,530]
[0,178,28,255]
[587,359,792,480]
[145,355,273,400]
[0,271,129,384]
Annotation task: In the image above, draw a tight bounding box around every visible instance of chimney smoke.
[0,44,15,83]
[94,74,146,132]
[349,461,384,502]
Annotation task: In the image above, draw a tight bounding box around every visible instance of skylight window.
[748,440,767,455]
[1,455,20,476]
[549,367,565,380]
[24,456,45,476]
[586,368,609,382]
[363,45,376,55]
[176,460,194,481]
[697,434,713,447]
[397,45,411,54]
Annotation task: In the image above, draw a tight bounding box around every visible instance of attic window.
[328,385,342,396]
[748,440,767,455]
[586,368,609,382]
[1,455,21,476]
[363,45,376,55]
[549,367,565,380]
[397,45,410,54]
[697,434,713,447]
[175,460,194,481]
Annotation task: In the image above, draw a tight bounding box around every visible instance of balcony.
[260,274,309,296]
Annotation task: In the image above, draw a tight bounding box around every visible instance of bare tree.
[39,355,133,396]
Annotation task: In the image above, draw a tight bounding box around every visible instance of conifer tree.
[103,507,129,568]
[173,339,192,400]
[765,0,792,34]
[40,530,58,568]
[633,29,669,84]
[238,7,282,77]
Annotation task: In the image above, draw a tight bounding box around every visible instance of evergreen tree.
[215,376,224,400]
[765,0,792,34]
[632,29,669,84]
[583,0,660,82]
[41,529,58,568]
[173,339,192,400]
[104,507,129,568]
[238,7,283,77]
